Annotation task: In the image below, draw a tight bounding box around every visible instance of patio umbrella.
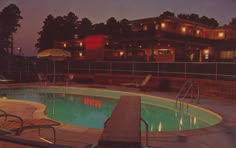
[37,48,71,83]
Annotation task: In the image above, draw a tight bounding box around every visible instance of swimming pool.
[0,87,222,132]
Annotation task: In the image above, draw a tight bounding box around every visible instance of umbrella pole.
[67,60,70,73]
[53,61,56,83]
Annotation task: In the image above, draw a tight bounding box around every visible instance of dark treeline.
[0,3,235,55]
[36,10,236,52]
[35,12,132,52]
[0,3,22,56]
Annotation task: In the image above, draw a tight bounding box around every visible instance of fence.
[0,57,236,82]
[68,61,236,81]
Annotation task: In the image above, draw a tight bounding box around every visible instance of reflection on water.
[83,97,102,108]
[158,121,162,132]
[2,90,209,132]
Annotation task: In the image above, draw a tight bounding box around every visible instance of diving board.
[97,96,141,148]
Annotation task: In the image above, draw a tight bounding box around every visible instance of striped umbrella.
[37,48,71,83]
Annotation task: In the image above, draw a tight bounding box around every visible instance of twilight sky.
[0,0,235,56]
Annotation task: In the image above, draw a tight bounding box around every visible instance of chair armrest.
[0,113,24,135]
[0,109,7,114]
[0,109,7,121]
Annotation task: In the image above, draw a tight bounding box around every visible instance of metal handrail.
[181,83,194,109]
[176,80,200,110]
[141,117,149,148]
[192,81,200,104]
[176,80,192,104]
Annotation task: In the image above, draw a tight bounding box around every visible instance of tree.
[63,12,79,40]
[199,16,219,27]
[229,18,236,26]
[208,18,219,27]
[92,23,106,35]
[178,13,189,20]
[178,13,219,27]
[77,17,92,38]
[160,11,175,17]
[119,19,131,36]
[36,14,55,51]
[36,12,79,51]
[0,3,22,55]
[189,13,199,22]
[106,17,120,37]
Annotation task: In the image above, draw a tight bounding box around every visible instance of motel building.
[54,16,236,62]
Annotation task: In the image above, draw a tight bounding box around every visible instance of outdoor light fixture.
[63,43,67,48]
[204,49,209,55]
[79,42,83,47]
[218,32,225,38]
[203,49,210,60]
[181,26,187,33]
[159,48,169,51]
[79,52,83,57]
[119,51,124,56]
[196,30,200,35]
[161,22,166,28]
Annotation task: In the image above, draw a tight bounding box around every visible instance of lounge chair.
[120,74,152,91]
[0,135,74,148]
[65,74,74,86]
[37,73,48,85]
[0,109,60,144]
[0,75,14,83]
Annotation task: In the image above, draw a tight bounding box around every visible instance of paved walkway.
[0,83,235,148]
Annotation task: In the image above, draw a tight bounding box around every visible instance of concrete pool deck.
[0,83,236,148]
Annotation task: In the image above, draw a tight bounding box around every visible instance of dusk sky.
[0,0,235,56]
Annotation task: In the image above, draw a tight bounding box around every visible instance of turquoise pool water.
[0,87,221,132]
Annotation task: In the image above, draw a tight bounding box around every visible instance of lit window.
[218,32,225,38]
[155,24,159,30]
[74,34,78,39]
[181,27,186,33]
[143,25,148,31]
[161,22,166,29]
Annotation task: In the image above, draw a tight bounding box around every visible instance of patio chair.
[120,74,152,91]
[0,109,60,144]
[37,73,48,85]
[0,75,14,83]
[65,74,74,86]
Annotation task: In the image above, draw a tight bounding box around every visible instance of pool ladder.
[176,80,200,111]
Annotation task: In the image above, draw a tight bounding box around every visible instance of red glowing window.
[85,35,105,50]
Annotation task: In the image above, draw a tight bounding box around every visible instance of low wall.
[93,73,236,99]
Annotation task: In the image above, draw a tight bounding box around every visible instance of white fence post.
[216,62,218,80]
